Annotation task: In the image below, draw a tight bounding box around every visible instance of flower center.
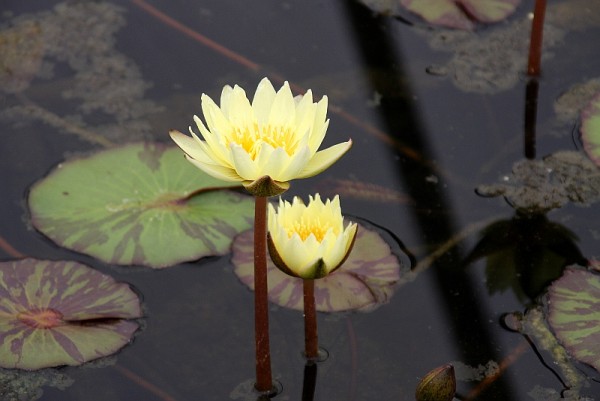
[17,308,64,329]
[287,217,338,242]
[230,123,298,160]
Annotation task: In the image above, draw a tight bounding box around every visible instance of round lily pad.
[399,0,521,30]
[28,143,254,268]
[232,222,403,312]
[547,267,600,373]
[0,258,142,370]
[581,92,600,167]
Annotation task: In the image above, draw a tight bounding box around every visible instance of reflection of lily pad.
[581,92,600,167]
[547,267,600,373]
[400,0,521,30]
[232,222,403,312]
[0,259,142,370]
[29,143,254,268]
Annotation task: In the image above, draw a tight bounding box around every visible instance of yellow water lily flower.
[170,78,352,197]
[267,194,357,279]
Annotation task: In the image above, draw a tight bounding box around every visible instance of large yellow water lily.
[170,78,352,197]
[267,194,357,279]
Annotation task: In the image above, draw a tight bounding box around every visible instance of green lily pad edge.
[28,142,255,269]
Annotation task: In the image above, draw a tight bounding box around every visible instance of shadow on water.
[341,2,515,399]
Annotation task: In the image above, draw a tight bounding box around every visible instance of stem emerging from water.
[303,279,319,360]
[254,196,273,393]
[527,0,547,76]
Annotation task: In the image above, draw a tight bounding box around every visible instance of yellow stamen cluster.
[287,217,338,242]
[230,123,298,160]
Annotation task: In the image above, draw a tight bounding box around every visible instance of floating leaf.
[29,143,254,268]
[0,258,142,370]
[581,92,600,167]
[399,0,521,30]
[547,267,600,373]
[232,222,404,312]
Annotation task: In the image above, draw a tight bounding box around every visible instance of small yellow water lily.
[170,78,352,197]
[267,194,357,279]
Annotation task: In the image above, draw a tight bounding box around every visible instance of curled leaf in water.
[28,143,254,268]
[547,267,600,374]
[581,92,600,167]
[232,221,406,312]
[415,364,456,401]
[0,258,142,370]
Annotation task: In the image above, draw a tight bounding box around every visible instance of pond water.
[2,0,600,400]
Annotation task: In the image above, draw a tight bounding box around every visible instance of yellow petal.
[169,130,213,164]
[230,144,259,180]
[184,155,243,182]
[297,140,352,179]
[252,78,277,125]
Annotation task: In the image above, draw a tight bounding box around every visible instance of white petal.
[230,144,259,180]
[296,140,352,178]
[219,85,234,117]
[185,155,243,182]
[252,78,277,125]
[169,130,213,164]
[228,85,256,128]
[274,145,311,182]
[192,116,231,166]
[255,145,291,181]
[268,81,296,128]
[202,94,232,137]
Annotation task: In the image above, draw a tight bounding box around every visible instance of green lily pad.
[399,0,521,30]
[232,222,404,312]
[581,92,600,167]
[547,267,600,373]
[28,143,254,268]
[0,258,142,370]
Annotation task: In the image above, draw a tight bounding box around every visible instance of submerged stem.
[254,196,273,393]
[303,279,319,360]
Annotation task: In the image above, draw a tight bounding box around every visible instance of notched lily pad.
[581,92,600,167]
[547,267,600,373]
[28,143,254,268]
[400,0,521,30]
[0,258,142,370]
[232,222,405,312]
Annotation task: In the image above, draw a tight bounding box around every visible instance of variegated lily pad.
[232,222,403,312]
[29,143,254,268]
[547,267,600,373]
[0,258,142,370]
[581,92,600,167]
[400,0,521,30]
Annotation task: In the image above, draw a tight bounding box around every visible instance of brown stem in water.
[303,279,319,360]
[527,0,547,76]
[253,196,273,393]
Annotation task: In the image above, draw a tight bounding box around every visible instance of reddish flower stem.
[527,0,547,76]
[254,196,273,393]
[303,279,319,360]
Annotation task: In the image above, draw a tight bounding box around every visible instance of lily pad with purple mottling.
[581,92,600,167]
[232,222,404,312]
[547,267,600,373]
[0,258,142,370]
[28,143,254,268]
[399,0,521,30]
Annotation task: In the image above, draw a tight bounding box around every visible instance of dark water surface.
[2,0,600,400]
